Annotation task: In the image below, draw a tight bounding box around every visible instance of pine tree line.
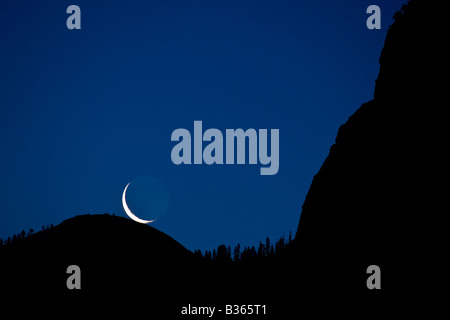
[0,213,116,247]
[0,224,54,247]
[193,231,293,264]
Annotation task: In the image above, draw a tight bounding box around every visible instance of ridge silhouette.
[1,215,193,292]
[292,0,446,308]
[1,0,445,315]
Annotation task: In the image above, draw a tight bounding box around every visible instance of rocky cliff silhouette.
[293,0,445,304]
[1,0,444,315]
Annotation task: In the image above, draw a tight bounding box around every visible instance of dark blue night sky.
[0,0,406,251]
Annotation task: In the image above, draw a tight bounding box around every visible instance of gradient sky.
[0,0,406,252]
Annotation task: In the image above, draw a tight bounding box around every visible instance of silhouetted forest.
[193,232,293,264]
[1,2,446,315]
[0,224,53,246]
[0,213,115,247]
[1,215,292,268]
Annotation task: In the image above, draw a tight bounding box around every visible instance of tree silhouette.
[215,245,232,264]
[257,241,263,258]
[265,237,270,256]
[204,250,212,263]
[196,232,294,264]
[193,249,203,261]
[249,246,256,260]
[233,244,240,262]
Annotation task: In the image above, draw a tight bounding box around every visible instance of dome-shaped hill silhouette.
[15,214,192,260]
[1,214,194,298]
[1,0,445,315]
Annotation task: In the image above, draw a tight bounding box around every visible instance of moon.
[122,182,156,224]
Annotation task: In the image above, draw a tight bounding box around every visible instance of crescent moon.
[122,182,156,224]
